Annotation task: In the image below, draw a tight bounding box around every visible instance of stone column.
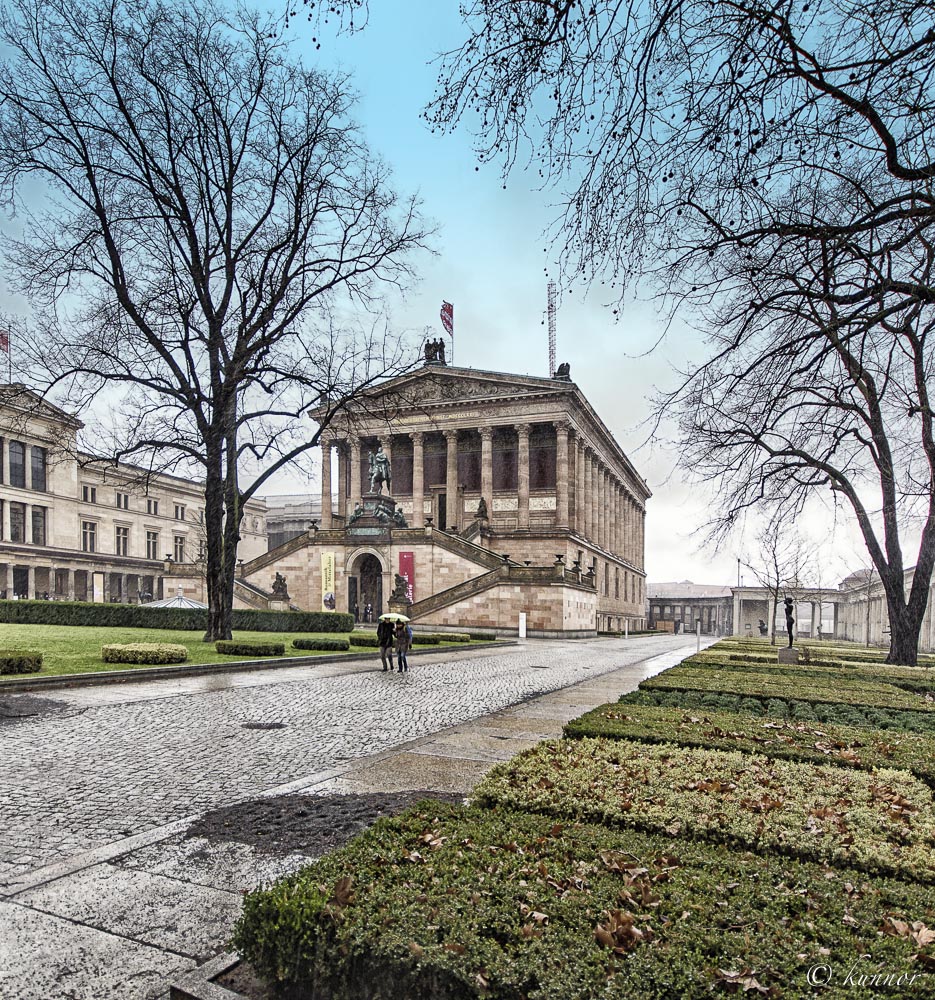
[1,498,9,542]
[639,505,645,568]
[602,471,610,551]
[575,438,585,535]
[612,484,620,557]
[350,438,361,502]
[516,423,531,529]
[411,431,425,528]
[479,426,494,507]
[121,573,130,603]
[444,429,459,530]
[336,444,347,520]
[320,437,333,527]
[23,503,32,544]
[590,457,599,548]
[555,421,569,528]
[26,564,35,600]
[381,435,393,498]
[65,568,75,601]
[4,563,12,598]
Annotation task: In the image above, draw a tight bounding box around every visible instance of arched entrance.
[350,552,384,622]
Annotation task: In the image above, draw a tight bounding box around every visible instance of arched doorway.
[351,552,384,622]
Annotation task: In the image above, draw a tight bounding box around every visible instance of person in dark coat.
[395,621,412,672]
[377,618,395,672]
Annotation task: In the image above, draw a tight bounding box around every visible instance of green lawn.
[0,623,359,679]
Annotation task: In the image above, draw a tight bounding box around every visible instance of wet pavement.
[0,633,704,1000]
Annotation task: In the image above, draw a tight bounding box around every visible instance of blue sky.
[257,1,872,587]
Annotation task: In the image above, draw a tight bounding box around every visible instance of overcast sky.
[244,2,887,588]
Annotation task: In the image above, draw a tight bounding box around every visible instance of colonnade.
[320,421,645,567]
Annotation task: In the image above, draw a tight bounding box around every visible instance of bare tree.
[411,0,935,664]
[742,526,810,646]
[0,0,430,638]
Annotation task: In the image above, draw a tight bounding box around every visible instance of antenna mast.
[547,280,557,376]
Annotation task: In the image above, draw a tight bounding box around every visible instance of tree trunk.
[884,590,923,666]
[203,465,233,641]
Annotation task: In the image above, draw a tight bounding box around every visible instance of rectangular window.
[615,568,620,600]
[81,520,97,553]
[82,484,97,503]
[173,535,185,562]
[31,446,47,491]
[146,498,159,515]
[174,503,186,520]
[115,491,129,510]
[146,530,159,560]
[9,502,25,542]
[31,506,46,545]
[9,441,25,488]
[115,525,129,556]
[197,539,206,560]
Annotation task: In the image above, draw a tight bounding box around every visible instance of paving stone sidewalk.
[0,634,706,1000]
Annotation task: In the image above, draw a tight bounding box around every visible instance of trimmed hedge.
[233,802,935,1000]
[468,631,496,641]
[292,638,350,651]
[101,643,189,665]
[0,598,353,634]
[410,634,440,645]
[475,737,935,883]
[564,702,935,787]
[215,640,285,657]
[349,633,379,647]
[623,686,935,734]
[0,650,42,674]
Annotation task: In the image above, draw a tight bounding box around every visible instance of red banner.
[399,551,415,602]
[440,301,453,336]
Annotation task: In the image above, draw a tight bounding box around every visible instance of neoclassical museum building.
[242,359,651,635]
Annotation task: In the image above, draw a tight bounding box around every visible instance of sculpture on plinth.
[368,446,392,494]
[391,572,411,602]
[476,497,489,520]
[271,572,289,598]
[784,597,795,648]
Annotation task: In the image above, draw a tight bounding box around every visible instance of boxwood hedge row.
[215,640,285,656]
[233,801,935,1000]
[101,643,189,665]
[292,637,350,651]
[0,650,42,674]
[0,598,353,634]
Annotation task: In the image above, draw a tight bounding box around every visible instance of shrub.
[468,631,496,641]
[410,634,440,644]
[0,650,42,674]
[292,638,350,651]
[233,802,935,1000]
[475,738,935,883]
[564,702,935,787]
[100,643,189,665]
[349,633,379,647]
[0,598,353,634]
[215,640,285,657]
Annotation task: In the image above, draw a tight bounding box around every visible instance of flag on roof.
[440,301,453,336]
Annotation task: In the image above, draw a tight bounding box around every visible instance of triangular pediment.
[368,365,573,409]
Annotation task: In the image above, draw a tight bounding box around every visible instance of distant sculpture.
[554,362,571,379]
[784,597,795,647]
[758,619,768,636]
[392,506,408,527]
[424,338,448,364]
[392,572,411,602]
[271,572,289,598]
[437,338,446,364]
[348,500,365,525]
[368,446,392,494]
[424,339,435,362]
[476,497,489,520]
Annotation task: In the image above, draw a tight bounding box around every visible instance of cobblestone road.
[0,635,694,885]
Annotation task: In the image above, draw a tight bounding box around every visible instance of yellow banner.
[321,552,336,612]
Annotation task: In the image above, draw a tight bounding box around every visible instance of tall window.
[615,568,620,600]
[9,441,25,488]
[174,503,186,520]
[9,502,25,542]
[30,446,47,491]
[115,491,129,509]
[81,521,97,552]
[31,506,46,545]
[173,535,185,562]
[115,525,129,556]
[146,498,159,515]
[146,530,159,560]
[82,484,97,503]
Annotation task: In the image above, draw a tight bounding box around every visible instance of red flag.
[440,301,453,336]
[0,331,9,353]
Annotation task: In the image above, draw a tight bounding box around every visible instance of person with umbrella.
[377,614,395,672]
[380,612,412,672]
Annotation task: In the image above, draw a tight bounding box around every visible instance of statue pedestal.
[778,646,799,665]
[346,492,405,535]
[269,599,290,612]
[388,598,412,618]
